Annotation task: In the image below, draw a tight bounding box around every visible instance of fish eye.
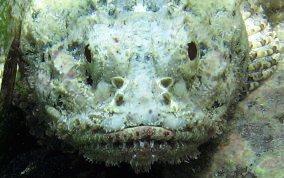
[84,44,92,63]
[187,42,198,61]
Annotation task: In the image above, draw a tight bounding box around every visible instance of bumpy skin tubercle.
[241,1,282,91]
[14,0,256,173]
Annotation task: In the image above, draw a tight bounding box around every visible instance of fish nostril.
[115,93,124,106]
[160,77,174,89]
[162,92,171,105]
[111,77,125,89]
[84,44,92,63]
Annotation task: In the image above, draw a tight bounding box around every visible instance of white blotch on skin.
[101,116,125,131]
[163,116,186,129]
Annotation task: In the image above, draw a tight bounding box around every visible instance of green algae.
[0,0,11,86]
[0,0,14,55]
[254,149,284,178]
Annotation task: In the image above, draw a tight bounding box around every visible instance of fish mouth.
[98,126,208,143]
[103,126,176,143]
[88,126,208,151]
[99,126,184,155]
[76,126,210,172]
[83,126,201,161]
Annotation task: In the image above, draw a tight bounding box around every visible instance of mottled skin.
[0,0,281,173]
[17,0,249,172]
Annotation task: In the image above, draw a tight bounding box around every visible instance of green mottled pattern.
[0,0,11,86]
[0,0,282,176]
[0,0,11,54]
[15,0,250,172]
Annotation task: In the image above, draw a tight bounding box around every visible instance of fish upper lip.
[103,126,175,143]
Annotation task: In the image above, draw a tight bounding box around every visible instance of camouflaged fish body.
[241,1,281,90]
[0,0,281,173]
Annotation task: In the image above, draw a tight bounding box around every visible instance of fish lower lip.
[98,126,184,152]
[103,126,175,143]
[97,140,186,151]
